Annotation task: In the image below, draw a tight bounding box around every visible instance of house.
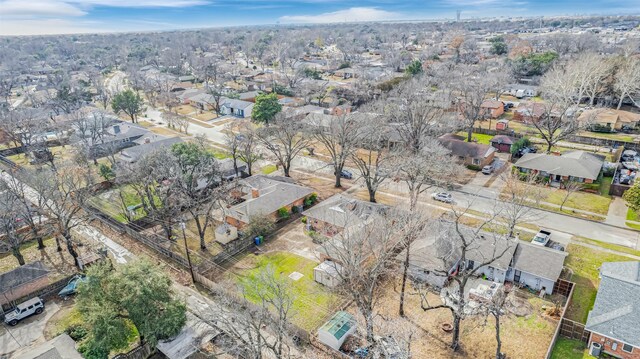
[217,158,248,181]
[0,261,50,306]
[489,135,516,153]
[504,242,567,295]
[438,134,497,168]
[302,194,388,238]
[225,176,314,229]
[513,102,546,122]
[317,311,356,351]
[333,67,358,79]
[579,109,640,131]
[178,75,196,83]
[86,122,150,158]
[406,226,567,295]
[503,84,538,98]
[515,150,605,184]
[119,136,183,164]
[495,119,509,131]
[157,312,220,359]
[585,261,640,359]
[481,100,505,118]
[220,99,254,118]
[15,334,83,359]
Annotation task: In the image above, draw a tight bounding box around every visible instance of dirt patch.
[290,171,349,200]
[504,291,534,317]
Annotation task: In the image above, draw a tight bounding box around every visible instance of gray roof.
[228,177,313,223]
[221,98,254,110]
[119,137,183,163]
[302,194,388,231]
[0,261,49,292]
[515,151,604,180]
[586,261,640,347]
[489,135,515,145]
[438,134,496,159]
[15,334,83,359]
[467,236,517,271]
[512,242,567,281]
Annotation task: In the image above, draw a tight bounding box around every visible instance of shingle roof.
[489,135,515,145]
[511,242,567,281]
[15,334,83,359]
[586,261,640,348]
[119,137,183,163]
[0,261,50,293]
[438,134,496,159]
[221,99,254,110]
[514,151,604,180]
[302,194,388,231]
[481,100,503,109]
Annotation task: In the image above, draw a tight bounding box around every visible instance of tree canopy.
[252,92,282,125]
[405,60,423,75]
[111,89,144,123]
[77,260,186,359]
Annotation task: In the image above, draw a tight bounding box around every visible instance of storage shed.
[317,311,356,351]
[313,260,343,287]
[490,135,515,153]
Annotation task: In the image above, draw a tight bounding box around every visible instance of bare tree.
[0,191,28,265]
[419,213,515,351]
[321,210,405,343]
[224,124,243,177]
[236,123,261,176]
[351,120,390,203]
[309,113,360,188]
[613,57,640,109]
[256,113,309,177]
[484,285,508,359]
[559,180,583,211]
[497,172,543,238]
[1,170,48,249]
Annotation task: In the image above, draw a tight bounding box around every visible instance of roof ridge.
[587,304,633,327]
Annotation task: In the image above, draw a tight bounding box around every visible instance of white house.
[505,242,568,295]
[220,99,254,118]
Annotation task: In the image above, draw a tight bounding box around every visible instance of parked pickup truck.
[531,230,565,251]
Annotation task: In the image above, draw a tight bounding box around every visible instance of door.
[535,278,541,290]
[514,270,521,283]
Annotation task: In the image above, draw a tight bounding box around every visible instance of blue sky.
[0,0,638,36]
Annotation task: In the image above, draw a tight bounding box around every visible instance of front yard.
[563,243,636,323]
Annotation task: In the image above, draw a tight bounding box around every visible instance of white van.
[3,297,45,326]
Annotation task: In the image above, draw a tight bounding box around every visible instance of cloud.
[279,7,403,24]
[0,0,87,17]
[0,19,106,35]
[68,0,210,7]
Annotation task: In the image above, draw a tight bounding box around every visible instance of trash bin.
[589,342,602,357]
[254,236,261,245]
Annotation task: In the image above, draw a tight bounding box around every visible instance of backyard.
[550,337,595,359]
[226,251,341,332]
[0,237,82,281]
[88,184,150,224]
[563,243,636,323]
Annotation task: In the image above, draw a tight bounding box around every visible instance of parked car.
[531,230,552,246]
[3,297,45,326]
[334,169,353,179]
[431,192,454,203]
[58,274,88,298]
[482,164,494,175]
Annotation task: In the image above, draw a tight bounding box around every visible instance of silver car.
[431,192,454,203]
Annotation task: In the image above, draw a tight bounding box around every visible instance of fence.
[544,280,577,359]
[552,278,573,297]
[558,318,591,344]
[113,343,154,359]
[1,274,77,313]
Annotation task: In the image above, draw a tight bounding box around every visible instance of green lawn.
[261,164,278,175]
[564,244,636,323]
[550,337,594,359]
[598,176,613,196]
[457,132,494,145]
[88,184,150,223]
[572,236,640,258]
[542,187,612,215]
[235,252,339,331]
[626,221,640,230]
[626,208,639,221]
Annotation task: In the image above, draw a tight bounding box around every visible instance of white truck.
[531,230,564,251]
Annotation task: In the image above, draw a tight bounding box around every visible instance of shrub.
[66,324,88,341]
[301,216,307,224]
[291,205,299,214]
[304,193,318,207]
[466,164,481,171]
[277,207,290,219]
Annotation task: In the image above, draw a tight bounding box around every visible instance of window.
[466,260,474,270]
[612,342,618,351]
[623,344,633,353]
[472,158,480,165]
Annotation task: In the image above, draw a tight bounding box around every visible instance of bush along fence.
[545,279,579,359]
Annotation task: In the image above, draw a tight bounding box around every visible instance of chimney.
[144,137,150,144]
[113,125,120,134]
[251,188,260,198]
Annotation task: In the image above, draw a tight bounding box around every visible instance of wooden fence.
[553,278,573,297]
[113,343,154,359]
[544,280,577,359]
[559,318,591,344]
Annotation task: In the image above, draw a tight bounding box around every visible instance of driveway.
[0,300,61,356]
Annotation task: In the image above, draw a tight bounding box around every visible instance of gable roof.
[586,261,640,348]
[514,151,604,180]
[15,334,83,359]
[302,194,388,231]
[221,98,254,110]
[481,100,503,109]
[438,134,496,159]
[489,135,515,145]
[119,137,183,163]
[0,261,50,293]
[511,242,567,281]
[466,236,517,271]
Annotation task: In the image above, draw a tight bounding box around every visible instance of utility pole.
[180,222,195,284]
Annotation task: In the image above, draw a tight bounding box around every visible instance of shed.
[490,135,515,153]
[317,311,356,351]
[496,119,509,131]
[313,260,343,287]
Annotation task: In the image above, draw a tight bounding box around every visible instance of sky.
[0,0,639,36]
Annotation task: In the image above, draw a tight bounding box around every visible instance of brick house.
[513,102,546,123]
[514,150,604,184]
[302,194,388,238]
[481,100,504,119]
[225,176,314,229]
[438,134,497,168]
[586,262,640,359]
[0,261,50,306]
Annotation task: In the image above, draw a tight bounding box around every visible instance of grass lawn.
[540,186,612,215]
[626,208,639,221]
[233,251,340,332]
[564,243,636,322]
[457,131,494,145]
[551,337,594,359]
[626,221,640,230]
[578,130,634,143]
[572,236,640,258]
[261,164,278,174]
[88,184,149,223]
[0,237,78,281]
[598,176,613,196]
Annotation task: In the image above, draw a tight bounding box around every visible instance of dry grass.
[0,237,82,281]
[193,112,219,122]
[290,171,349,200]
[148,126,189,137]
[352,189,399,205]
[175,105,197,115]
[345,280,558,359]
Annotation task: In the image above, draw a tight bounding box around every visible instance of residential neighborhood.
[1,8,640,359]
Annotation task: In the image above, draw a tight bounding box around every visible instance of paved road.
[292,155,640,249]
[0,301,60,356]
